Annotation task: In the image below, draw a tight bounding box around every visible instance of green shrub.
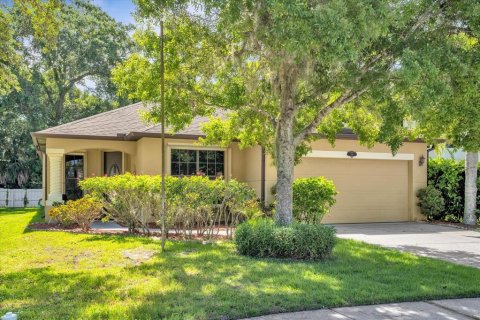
[427,158,480,221]
[416,186,445,220]
[235,219,336,260]
[292,177,337,224]
[49,196,103,231]
[428,158,465,219]
[80,173,261,237]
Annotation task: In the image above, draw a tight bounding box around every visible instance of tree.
[397,0,480,225]
[10,0,133,125]
[0,8,22,95]
[0,0,133,188]
[115,0,445,224]
[0,0,60,96]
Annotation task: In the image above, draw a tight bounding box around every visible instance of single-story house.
[32,102,427,223]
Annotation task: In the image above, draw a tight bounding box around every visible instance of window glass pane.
[178,150,195,162]
[199,150,207,162]
[216,164,224,177]
[198,163,207,175]
[207,164,215,176]
[171,149,180,162]
[171,162,180,176]
[179,163,188,176]
[76,168,84,179]
[215,151,224,163]
[66,167,75,178]
[207,151,216,161]
[188,163,197,175]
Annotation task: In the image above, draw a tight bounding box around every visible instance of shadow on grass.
[2,213,480,320]
[121,240,480,320]
[23,208,45,233]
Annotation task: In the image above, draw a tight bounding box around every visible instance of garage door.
[294,158,409,223]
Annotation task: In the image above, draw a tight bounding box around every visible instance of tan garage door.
[294,158,409,223]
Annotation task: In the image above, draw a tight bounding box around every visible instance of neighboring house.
[32,102,427,223]
[428,148,469,161]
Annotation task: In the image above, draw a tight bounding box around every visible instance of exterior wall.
[42,136,427,223]
[264,138,428,221]
[242,146,263,197]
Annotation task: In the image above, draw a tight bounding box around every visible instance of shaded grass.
[1,208,480,319]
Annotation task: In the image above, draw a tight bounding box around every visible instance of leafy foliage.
[292,177,337,224]
[0,9,21,95]
[428,158,465,217]
[49,196,103,231]
[0,0,133,188]
[235,219,336,260]
[80,173,261,237]
[416,186,445,221]
[120,0,449,223]
[427,158,480,222]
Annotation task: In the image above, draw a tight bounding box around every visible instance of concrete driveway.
[334,222,480,268]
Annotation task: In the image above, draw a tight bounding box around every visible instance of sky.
[0,0,137,24]
[90,0,136,25]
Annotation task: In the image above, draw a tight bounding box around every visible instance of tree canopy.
[0,0,133,188]
[393,0,480,225]
[115,0,450,224]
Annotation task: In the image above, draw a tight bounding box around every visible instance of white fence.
[0,189,42,208]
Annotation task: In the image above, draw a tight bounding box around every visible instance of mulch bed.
[28,222,232,240]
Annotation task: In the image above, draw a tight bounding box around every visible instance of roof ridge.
[35,102,145,134]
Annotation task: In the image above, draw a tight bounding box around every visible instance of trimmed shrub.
[427,158,480,221]
[80,173,261,237]
[417,186,445,220]
[49,196,103,231]
[428,158,465,219]
[292,177,337,223]
[235,219,336,260]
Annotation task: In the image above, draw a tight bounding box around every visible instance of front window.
[65,154,84,200]
[171,149,224,179]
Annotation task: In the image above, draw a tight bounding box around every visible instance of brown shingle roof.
[33,103,228,140]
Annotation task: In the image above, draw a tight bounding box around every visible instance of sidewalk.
[244,298,480,320]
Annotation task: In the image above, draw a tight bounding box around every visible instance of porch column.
[46,148,64,206]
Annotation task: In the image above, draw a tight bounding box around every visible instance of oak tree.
[116,0,446,224]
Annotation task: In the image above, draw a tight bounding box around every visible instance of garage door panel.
[295,158,409,223]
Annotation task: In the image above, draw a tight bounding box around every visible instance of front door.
[65,154,84,200]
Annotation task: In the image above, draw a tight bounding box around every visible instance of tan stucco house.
[32,102,428,223]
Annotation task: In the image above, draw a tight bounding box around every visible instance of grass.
[1,208,480,320]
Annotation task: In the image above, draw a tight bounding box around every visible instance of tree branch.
[65,71,98,90]
[293,87,368,145]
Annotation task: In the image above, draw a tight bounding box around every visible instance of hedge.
[235,219,336,260]
[80,174,262,237]
[427,158,480,221]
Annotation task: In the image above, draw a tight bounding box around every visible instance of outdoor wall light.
[347,151,358,158]
[419,155,426,166]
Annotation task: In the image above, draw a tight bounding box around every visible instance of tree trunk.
[53,92,66,125]
[464,151,478,225]
[273,58,298,225]
[275,117,296,225]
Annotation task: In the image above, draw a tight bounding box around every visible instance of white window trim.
[167,143,228,178]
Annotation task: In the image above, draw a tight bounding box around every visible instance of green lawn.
[1,209,480,320]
